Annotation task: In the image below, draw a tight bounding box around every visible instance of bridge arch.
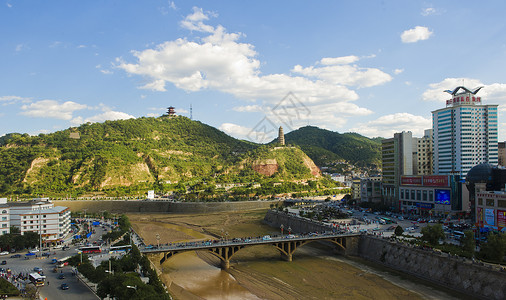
[156,236,351,269]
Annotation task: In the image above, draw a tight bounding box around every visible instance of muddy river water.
[132,213,467,300]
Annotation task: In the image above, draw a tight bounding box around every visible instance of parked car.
[58,274,65,280]
[10,254,21,258]
[0,251,9,256]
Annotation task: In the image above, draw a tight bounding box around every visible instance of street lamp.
[287,226,292,235]
[280,224,284,235]
[156,233,160,249]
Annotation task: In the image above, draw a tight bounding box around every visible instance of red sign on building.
[401,176,422,186]
[422,175,449,187]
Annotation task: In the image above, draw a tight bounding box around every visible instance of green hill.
[283,126,382,167]
[0,117,326,197]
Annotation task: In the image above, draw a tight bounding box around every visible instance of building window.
[411,190,415,200]
[478,198,483,205]
[486,199,495,207]
[1,224,6,228]
[429,191,434,202]
[417,190,421,201]
[498,200,506,208]
[1,210,6,214]
[423,190,427,201]
[400,189,404,199]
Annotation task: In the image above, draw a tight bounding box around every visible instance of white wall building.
[0,198,9,235]
[432,86,498,176]
[9,198,71,244]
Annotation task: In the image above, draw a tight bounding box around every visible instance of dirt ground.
[128,210,437,300]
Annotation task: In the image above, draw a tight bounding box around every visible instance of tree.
[460,230,475,257]
[394,226,404,236]
[479,232,506,262]
[421,224,445,246]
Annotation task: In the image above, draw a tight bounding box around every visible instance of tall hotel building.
[432,86,498,176]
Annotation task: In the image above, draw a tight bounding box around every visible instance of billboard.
[434,189,451,205]
[484,208,495,226]
[497,210,506,230]
[423,175,449,187]
[477,207,483,227]
[401,176,422,186]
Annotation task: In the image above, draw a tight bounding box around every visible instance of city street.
[2,221,107,300]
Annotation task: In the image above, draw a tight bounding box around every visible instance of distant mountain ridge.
[283,126,382,167]
[0,117,323,197]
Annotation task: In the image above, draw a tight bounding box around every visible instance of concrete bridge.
[141,232,360,269]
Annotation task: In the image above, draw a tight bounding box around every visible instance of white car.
[29,249,39,254]
[0,251,8,256]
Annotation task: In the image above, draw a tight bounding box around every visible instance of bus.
[29,273,46,287]
[379,217,395,224]
[109,245,132,253]
[80,246,101,254]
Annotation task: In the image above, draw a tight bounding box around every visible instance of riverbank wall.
[359,235,506,300]
[53,200,275,214]
[263,211,506,299]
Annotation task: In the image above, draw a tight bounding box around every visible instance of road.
[3,221,107,300]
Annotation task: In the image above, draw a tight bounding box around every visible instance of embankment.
[53,200,274,214]
[359,236,506,300]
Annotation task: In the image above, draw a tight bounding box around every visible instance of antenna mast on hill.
[190,103,193,120]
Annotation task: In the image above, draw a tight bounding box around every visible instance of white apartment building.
[0,198,9,235]
[9,198,71,244]
[432,86,498,176]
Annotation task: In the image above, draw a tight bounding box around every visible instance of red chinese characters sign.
[401,176,422,186]
[498,210,506,230]
[422,175,449,187]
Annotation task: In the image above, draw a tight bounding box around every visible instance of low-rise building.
[8,198,71,245]
[475,191,506,230]
[360,176,382,204]
[399,175,469,217]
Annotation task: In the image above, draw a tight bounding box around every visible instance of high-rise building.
[417,129,433,175]
[498,142,506,167]
[432,86,498,176]
[381,131,414,209]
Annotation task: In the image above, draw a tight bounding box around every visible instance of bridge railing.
[140,232,361,253]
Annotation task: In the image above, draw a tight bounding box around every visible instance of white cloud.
[100,69,113,75]
[147,113,159,117]
[6,2,12,8]
[421,7,436,16]
[117,7,391,107]
[350,113,431,138]
[394,68,404,75]
[168,1,176,10]
[20,100,87,120]
[219,123,254,139]
[232,105,263,112]
[421,78,506,103]
[401,26,433,43]
[320,56,359,65]
[15,44,27,52]
[0,95,32,105]
[71,111,135,125]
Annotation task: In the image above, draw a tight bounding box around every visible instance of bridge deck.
[140,232,360,254]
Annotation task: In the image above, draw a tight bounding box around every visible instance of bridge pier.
[281,253,292,262]
[221,259,230,269]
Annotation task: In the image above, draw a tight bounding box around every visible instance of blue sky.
[2,1,506,143]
